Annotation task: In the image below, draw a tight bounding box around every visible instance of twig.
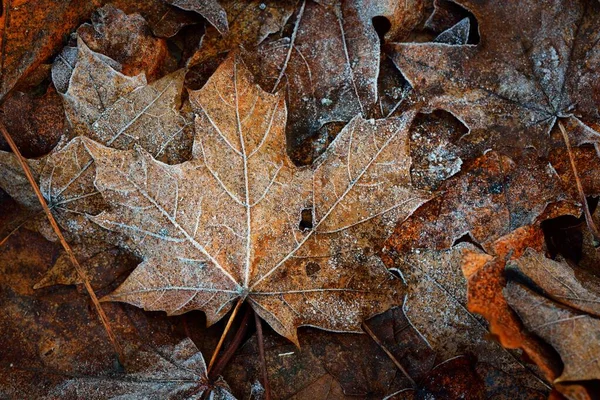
[362,322,416,388]
[209,306,251,379]
[558,120,600,238]
[254,312,271,400]
[207,298,244,374]
[0,121,124,362]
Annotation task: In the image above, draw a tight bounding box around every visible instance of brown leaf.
[60,39,192,163]
[388,151,573,254]
[461,225,563,381]
[245,0,431,163]
[165,0,229,35]
[186,0,296,88]
[388,243,549,392]
[0,87,64,158]
[224,326,414,398]
[111,0,199,38]
[86,53,427,344]
[76,4,174,81]
[507,249,600,317]
[390,0,600,157]
[0,0,100,101]
[505,281,600,382]
[0,227,190,398]
[45,338,235,399]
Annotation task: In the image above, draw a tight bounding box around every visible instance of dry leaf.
[388,243,549,391]
[165,0,229,35]
[85,53,427,344]
[505,281,600,382]
[186,0,296,88]
[461,225,563,381]
[507,249,600,317]
[0,88,65,158]
[388,151,573,254]
[61,38,192,163]
[76,4,173,81]
[390,0,600,156]
[246,0,431,163]
[46,338,236,400]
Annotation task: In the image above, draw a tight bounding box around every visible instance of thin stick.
[254,312,271,400]
[207,298,244,374]
[362,322,416,388]
[0,122,124,361]
[210,306,251,379]
[558,120,600,238]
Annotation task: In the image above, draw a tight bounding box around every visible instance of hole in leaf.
[305,262,321,277]
[299,208,313,231]
[541,214,585,262]
[426,0,480,44]
[452,232,485,252]
[372,16,391,43]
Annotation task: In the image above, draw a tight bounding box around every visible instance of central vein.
[234,61,252,288]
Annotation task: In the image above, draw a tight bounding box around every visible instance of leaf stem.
[557,120,600,238]
[254,312,271,400]
[209,305,251,379]
[362,322,416,388]
[207,298,244,374]
[0,121,124,362]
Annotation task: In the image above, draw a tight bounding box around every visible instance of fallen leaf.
[0,0,101,100]
[0,87,64,158]
[505,281,600,382]
[76,4,174,81]
[46,338,235,400]
[85,53,427,344]
[387,243,550,392]
[61,39,192,163]
[461,225,563,381]
[165,0,229,35]
[185,0,296,88]
[246,0,431,163]
[390,0,600,156]
[507,248,600,317]
[388,150,573,254]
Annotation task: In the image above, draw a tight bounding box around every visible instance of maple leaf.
[0,37,192,240]
[390,0,600,156]
[84,53,427,344]
[165,0,229,35]
[244,0,432,163]
[75,5,173,81]
[388,151,573,254]
[46,338,235,400]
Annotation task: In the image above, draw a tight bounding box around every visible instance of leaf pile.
[1,0,600,399]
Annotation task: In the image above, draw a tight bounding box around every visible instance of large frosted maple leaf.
[85,54,427,343]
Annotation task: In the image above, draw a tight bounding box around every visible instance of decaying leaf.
[0,87,65,158]
[507,248,600,317]
[505,281,600,382]
[388,151,574,254]
[246,0,432,163]
[165,0,229,35]
[390,0,600,156]
[460,226,563,382]
[86,53,427,344]
[388,243,549,392]
[46,338,235,400]
[76,4,173,81]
